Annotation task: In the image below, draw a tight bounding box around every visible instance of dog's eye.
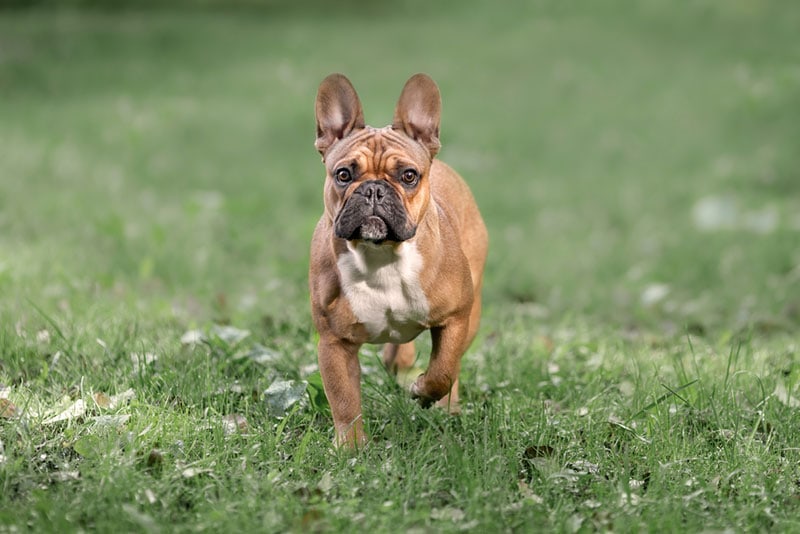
[334,168,352,184]
[401,169,419,185]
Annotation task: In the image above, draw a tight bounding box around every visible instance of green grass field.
[2,1,800,531]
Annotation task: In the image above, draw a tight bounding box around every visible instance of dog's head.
[314,73,441,245]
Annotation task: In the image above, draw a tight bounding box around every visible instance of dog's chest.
[337,242,430,344]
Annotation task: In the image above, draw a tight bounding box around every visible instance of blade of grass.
[627,379,698,423]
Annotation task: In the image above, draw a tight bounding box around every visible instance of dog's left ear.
[392,73,441,158]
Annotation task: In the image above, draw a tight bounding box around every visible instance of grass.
[1,0,800,531]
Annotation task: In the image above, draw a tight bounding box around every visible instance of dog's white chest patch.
[337,241,430,344]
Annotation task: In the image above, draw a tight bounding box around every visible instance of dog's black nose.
[357,180,387,204]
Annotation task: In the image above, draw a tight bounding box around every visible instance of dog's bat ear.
[315,74,365,156]
[392,73,441,158]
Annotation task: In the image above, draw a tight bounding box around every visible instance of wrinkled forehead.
[323,126,430,170]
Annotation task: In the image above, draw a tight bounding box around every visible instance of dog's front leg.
[410,316,469,410]
[317,336,366,448]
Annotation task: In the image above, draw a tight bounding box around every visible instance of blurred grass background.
[1,1,799,438]
[2,0,798,338]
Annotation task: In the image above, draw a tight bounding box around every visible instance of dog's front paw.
[409,374,451,409]
[409,379,436,408]
[333,420,369,450]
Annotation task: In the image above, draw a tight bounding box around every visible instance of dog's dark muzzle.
[334,180,416,243]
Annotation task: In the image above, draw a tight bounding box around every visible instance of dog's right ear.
[315,74,365,157]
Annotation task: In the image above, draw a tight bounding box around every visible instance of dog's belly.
[337,242,430,344]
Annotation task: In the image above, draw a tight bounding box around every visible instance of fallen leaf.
[43,399,87,425]
[180,329,205,345]
[0,398,19,419]
[181,467,210,478]
[263,379,307,418]
[299,363,319,377]
[237,343,280,365]
[221,414,248,435]
[93,392,112,409]
[692,195,779,234]
[44,388,134,425]
[567,460,600,475]
[629,479,646,490]
[692,195,738,231]
[641,283,670,306]
[211,325,250,345]
[108,388,135,409]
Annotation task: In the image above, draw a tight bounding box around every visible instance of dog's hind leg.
[382,342,416,374]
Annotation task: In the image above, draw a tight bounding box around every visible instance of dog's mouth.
[336,212,412,244]
[358,216,389,242]
[334,181,416,244]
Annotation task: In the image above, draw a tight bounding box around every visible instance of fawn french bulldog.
[309,73,488,447]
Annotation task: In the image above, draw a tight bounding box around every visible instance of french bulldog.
[309,73,488,447]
